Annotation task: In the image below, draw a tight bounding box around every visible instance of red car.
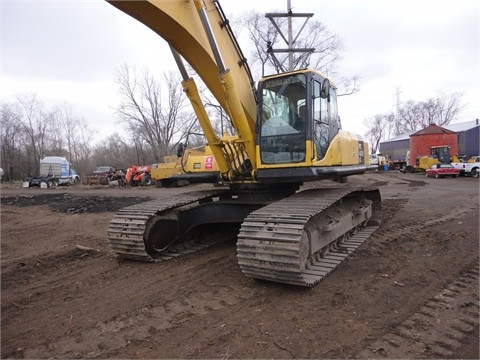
[425,164,460,178]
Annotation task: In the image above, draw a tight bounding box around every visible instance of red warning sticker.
[205,156,214,170]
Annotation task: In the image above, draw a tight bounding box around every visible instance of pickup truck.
[84,166,117,185]
[451,156,480,178]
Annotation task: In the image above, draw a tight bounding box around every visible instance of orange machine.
[125,165,152,186]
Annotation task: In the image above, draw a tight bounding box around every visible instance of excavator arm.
[107,0,257,178]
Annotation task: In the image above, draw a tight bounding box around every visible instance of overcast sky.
[1,0,479,143]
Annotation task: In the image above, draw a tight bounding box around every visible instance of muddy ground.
[1,172,479,359]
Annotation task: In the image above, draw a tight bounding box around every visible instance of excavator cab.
[430,146,451,164]
[257,69,341,166]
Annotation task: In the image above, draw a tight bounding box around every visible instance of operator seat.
[294,105,306,131]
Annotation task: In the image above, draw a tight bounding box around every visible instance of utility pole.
[395,86,402,118]
[265,0,314,72]
[287,0,293,69]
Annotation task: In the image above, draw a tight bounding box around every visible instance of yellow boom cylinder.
[181,77,230,176]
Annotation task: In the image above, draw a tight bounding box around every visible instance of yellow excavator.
[151,143,221,187]
[107,0,381,287]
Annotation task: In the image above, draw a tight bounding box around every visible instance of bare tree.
[1,96,97,180]
[237,9,359,95]
[46,109,66,156]
[57,103,77,160]
[114,65,196,162]
[363,92,466,147]
[236,11,277,77]
[363,113,396,154]
[396,92,465,133]
[15,93,54,176]
[90,133,134,170]
[0,102,22,182]
[71,117,96,177]
[54,103,96,176]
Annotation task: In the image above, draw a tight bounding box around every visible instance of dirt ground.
[1,172,479,359]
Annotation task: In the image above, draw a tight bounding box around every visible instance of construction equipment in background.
[125,165,153,186]
[119,143,221,188]
[451,156,480,178]
[151,143,221,187]
[405,146,463,173]
[466,155,480,163]
[106,0,381,288]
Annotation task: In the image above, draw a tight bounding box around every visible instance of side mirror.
[321,78,330,99]
[177,143,184,158]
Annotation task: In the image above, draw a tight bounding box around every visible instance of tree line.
[0,69,211,182]
[363,92,465,154]
[1,9,467,181]
[1,94,95,182]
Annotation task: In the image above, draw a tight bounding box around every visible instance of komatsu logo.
[264,76,299,88]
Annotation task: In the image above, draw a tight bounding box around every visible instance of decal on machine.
[205,156,214,170]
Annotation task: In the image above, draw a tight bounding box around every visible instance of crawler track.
[108,186,381,288]
[237,187,381,287]
[107,189,229,261]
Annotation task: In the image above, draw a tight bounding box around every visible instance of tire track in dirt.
[3,226,246,359]
[359,259,479,359]
[16,244,251,359]
[374,203,475,241]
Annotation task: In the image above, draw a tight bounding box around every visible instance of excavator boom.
[108,1,256,140]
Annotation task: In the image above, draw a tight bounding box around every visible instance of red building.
[409,124,458,163]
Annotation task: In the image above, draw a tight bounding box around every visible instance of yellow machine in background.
[415,146,462,171]
[151,144,220,187]
[106,0,381,287]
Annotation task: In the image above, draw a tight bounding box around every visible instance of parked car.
[84,166,117,185]
[425,163,460,179]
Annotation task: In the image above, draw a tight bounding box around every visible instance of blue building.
[445,120,480,157]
